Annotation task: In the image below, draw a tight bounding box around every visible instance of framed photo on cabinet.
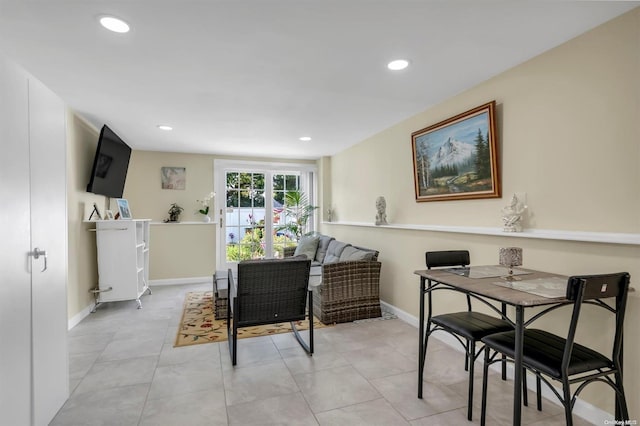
[115,198,132,220]
[411,101,500,202]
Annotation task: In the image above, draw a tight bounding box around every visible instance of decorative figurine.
[501,194,526,232]
[375,196,388,225]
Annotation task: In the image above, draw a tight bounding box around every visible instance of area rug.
[174,291,327,347]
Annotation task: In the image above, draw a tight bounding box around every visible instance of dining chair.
[421,250,514,421]
[480,272,631,426]
[226,256,312,366]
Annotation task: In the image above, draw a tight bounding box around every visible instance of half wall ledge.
[322,221,640,246]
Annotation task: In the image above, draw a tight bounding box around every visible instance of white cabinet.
[95,219,151,308]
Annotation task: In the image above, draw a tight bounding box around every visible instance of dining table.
[415,265,571,426]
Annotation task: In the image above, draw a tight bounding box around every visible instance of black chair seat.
[432,312,512,341]
[482,329,612,379]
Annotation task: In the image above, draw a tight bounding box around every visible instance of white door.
[0,52,33,426]
[28,76,68,425]
[0,56,68,426]
[214,160,317,273]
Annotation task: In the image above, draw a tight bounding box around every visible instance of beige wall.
[123,151,316,280]
[66,112,105,319]
[322,8,639,418]
[124,150,216,280]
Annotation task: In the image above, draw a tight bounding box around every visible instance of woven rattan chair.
[420,250,513,421]
[480,272,631,426]
[226,257,312,366]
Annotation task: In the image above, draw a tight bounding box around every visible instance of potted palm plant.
[277,190,318,241]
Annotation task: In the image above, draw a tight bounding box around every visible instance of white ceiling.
[0,1,637,160]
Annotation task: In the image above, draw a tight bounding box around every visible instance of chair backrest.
[563,272,630,368]
[235,257,311,327]
[425,250,470,269]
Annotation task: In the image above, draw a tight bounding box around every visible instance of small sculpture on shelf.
[164,203,184,223]
[501,194,526,232]
[326,208,334,222]
[375,196,388,226]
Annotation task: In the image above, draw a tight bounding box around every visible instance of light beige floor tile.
[342,344,416,379]
[67,332,114,355]
[223,359,300,406]
[316,398,410,426]
[294,365,381,413]
[54,283,612,426]
[370,371,466,420]
[227,392,318,425]
[410,407,476,425]
[220,337,283,370]
[73,355,158,395]
[147,359,224,400]
[68,350,100,380]
[281,346,350,375]
[469,371,565,426]
[140,389,228,426]
[97,335,165,362]
[50,383,149,426]
[421,345,480,385]
[158,340,222,366]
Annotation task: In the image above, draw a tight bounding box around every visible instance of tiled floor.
[53,283,590,425]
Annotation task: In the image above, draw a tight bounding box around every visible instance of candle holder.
[499,247,523,281]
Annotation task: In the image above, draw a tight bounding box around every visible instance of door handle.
[30,248,48,272]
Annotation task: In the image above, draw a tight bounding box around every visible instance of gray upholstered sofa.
[284,234,382,324]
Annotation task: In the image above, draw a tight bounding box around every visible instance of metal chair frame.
[420,250,516,421]
[226,257,313,366]
[480,272,631,426]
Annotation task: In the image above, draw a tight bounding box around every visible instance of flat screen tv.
[86,125,132,198]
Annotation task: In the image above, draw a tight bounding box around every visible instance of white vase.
[202,215,211,223]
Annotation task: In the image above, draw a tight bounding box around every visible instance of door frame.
[213,159,318,274]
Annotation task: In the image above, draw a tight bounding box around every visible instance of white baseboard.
[148,276,213,286]
[380,300,614,425]
[68,301,95,330]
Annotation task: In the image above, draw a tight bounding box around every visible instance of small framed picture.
[105,210,115,220]
[115,198,132,220]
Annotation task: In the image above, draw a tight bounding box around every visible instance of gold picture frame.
[411,101,500,202]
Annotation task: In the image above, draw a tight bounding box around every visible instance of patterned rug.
[174,291,327,347]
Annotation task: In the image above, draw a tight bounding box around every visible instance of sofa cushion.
[339,246,376,261]
[293,235,320,260]
[323,240,350,264]
[315,234,335,264]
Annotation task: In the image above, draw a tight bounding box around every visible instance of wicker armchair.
[285,240,382,324]
[314,259,382,323]
[226,257,313,366]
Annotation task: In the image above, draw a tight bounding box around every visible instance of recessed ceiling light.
[99,16,130,33]
[299,136,312,141]
[387,59,409,71]
[157,125,173,131]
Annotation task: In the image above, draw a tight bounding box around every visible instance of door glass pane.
[226,171,266,261]
[272,173,300,258]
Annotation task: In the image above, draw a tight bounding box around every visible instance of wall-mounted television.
[86,125,132,198]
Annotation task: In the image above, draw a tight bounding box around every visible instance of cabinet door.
[0,54,33,426]
[0,57,68,426]
[28,75,68,425]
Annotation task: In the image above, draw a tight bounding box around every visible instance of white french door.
[214,160,317,274]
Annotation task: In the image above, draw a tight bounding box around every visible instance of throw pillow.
[339,246,376,262]
[293,235,320,260]
[323,240,350,263]
[314,235,335,264]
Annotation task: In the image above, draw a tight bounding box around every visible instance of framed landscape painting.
[411,101,500,202]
